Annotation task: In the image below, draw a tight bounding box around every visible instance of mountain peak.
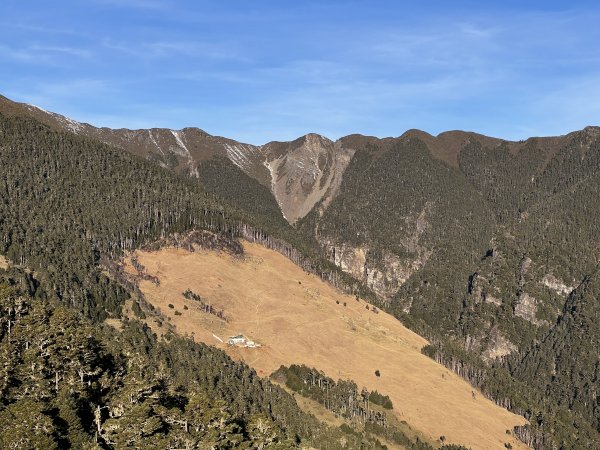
[304,132,332,143]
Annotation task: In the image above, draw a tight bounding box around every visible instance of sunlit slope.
[126,242,528,450]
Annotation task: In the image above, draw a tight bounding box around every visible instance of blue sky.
[1,1,600,144]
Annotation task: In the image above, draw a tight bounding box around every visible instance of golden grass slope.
[126,242,528,450]
[0,254,9,270]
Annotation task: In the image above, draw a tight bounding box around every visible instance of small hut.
[228,334,247,346]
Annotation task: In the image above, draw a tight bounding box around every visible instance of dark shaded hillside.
[314,125,600,349]
[454,127,600,348]
[458,139,547,222]
[458,127,600,226]
[318,137,496,333]
[196,156,290,234]
[421,129,600,447]
[509,273,600,431]
[0,113,229,319]
[514,128,600,279]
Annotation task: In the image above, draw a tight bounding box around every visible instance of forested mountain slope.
[0,112,236,320]
[313,127,600,447]
[509,273,600,432]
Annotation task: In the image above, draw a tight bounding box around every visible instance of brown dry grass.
[127,243,529,450]
[0,254,9,270]
[104,318,123,331]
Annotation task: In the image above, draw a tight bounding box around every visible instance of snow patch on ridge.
[59,115,83,134]
[225,143,257,172]
[171,130,198,178]
[148,130,164,155]
[27,103,51,115]
[171,130,190,156]
[26,103,83,134]
[264,159,288,221]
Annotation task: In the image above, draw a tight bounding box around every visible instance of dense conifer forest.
[196,156,291,234]
[311,131,600,448]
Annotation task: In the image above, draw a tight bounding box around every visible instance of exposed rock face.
[83,127,274,184]
[482,328,518,361]
[327,242,368,284]
[320,205,432,299]
[514,292,548,326]
[261,134,355,223]
[518,256,532,289]
[223,142,271,187]
[484,293,502,306]
[365,251,426,300]
[464,326,517,361]
[322,240,428,299]
[316,141,355,214]
[541,274,574,296]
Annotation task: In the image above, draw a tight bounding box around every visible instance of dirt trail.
[127,243,529,450]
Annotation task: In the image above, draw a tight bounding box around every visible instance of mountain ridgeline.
[1,94,600,448]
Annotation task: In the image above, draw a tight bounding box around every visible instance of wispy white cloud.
[145,40,249,61]
[9,79,115,107]
[90,0,168,10]
[0,22,84,36]
[101,38,249,62]
[30,45,93,59]
[0,43,93,64]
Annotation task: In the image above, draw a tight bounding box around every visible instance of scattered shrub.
[369,390,393,409]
